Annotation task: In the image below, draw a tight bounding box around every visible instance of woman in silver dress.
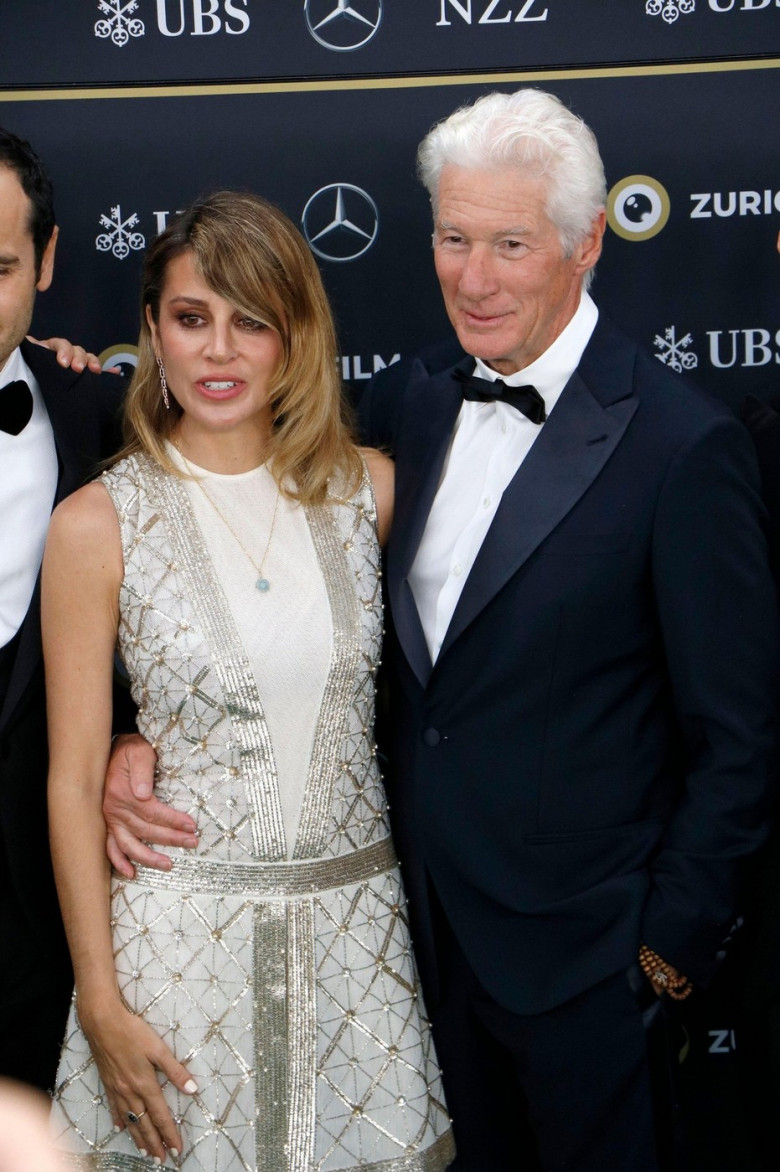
[43,191,454,1171]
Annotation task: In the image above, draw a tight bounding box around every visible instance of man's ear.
[574,210,606,279]
[36,225,59,293]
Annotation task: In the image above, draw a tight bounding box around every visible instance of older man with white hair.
[355,88,777,1171]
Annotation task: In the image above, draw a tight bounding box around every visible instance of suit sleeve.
[641,414,779,984]
[743,395,780,580]
[356,360,413,452]
[356,341,464,451]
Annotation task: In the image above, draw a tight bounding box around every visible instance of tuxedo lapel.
[439,321,639,658]
[388,360,465,688]
[0,346,83,733]
[24,343,84,504]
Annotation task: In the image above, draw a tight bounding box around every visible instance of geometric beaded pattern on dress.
[51,452,454,1172]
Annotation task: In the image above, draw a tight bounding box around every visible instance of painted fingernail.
[169,1149,180,1158]
[153,1159,162,1167]
[138,1150,148,1158]
[113,1125,122,1134]
[183,1079,198,1094]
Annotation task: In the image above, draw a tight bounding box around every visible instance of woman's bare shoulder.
[358,447,395,547]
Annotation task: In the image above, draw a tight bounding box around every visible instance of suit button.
[422,728,440,747]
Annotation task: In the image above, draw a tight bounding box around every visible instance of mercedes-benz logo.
[302,184,379,262]
[304,0,382,52]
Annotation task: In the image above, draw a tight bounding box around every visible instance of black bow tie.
[0,380,33,436]
[453,367,547,425]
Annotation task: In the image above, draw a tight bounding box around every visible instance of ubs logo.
[95,0,251,44]
[646,0,778,18]
[645,0,694,21]
[302,185,379,262]
[607,176,670,241]
[95,0,145,45]
[96,205,146,259]
[304,0,382,51]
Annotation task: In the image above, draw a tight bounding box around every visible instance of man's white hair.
[417,88,607,266]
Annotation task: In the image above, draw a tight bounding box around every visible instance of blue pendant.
[256,577,270,592]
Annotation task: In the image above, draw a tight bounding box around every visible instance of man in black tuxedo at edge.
[101,91,777,1170]
[0,128,126,1091]
[730,226,780,1168]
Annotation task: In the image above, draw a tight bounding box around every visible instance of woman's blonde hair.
[116,189,362,504]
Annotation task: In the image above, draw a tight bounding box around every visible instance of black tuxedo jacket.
[0,342,125,986]
[358,316,778,1015]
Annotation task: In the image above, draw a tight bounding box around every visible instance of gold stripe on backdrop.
[1,56,779,102]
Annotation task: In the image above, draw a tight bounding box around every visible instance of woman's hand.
[80,1000,198,1164]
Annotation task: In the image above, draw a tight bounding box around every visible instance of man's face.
[433,164,604,376]
[0,165,57,370]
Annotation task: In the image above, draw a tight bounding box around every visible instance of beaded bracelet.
[638,944,693,1000]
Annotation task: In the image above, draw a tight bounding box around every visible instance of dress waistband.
[126,837,398,898]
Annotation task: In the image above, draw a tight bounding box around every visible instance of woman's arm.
[43,483,195,1164]
[361,447,395,547]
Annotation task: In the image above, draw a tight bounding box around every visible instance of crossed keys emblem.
[96,206,146,260]
[645,0,695,22]
[95,0,145,47]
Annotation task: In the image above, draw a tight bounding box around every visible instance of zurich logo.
[302,185,379,262]
[607,175,670,242]
[98,344,139,378]
[304,0,382,52]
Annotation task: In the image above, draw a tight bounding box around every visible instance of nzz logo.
[95,0,250,45]
[437,0,548,23]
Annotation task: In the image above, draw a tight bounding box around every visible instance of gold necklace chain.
[175,443,281,594]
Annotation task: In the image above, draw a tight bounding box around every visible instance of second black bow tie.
[0,380,33,436]
[453,368,547,425]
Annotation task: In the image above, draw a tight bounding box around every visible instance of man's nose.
[205,322,237,363]
[458,247,499,299]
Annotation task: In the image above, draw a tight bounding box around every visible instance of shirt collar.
[473,291,599,418]
[0,347,26,391]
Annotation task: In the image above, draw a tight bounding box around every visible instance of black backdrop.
[1,3,779,1166]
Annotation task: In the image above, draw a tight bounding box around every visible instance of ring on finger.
[126,1109,147,1125]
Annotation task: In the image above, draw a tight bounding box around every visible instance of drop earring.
[156,355,170,411]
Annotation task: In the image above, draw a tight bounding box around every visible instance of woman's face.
[148,249,282,444]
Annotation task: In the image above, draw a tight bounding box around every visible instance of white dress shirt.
[0,347,58,648]
[409,292,599,662]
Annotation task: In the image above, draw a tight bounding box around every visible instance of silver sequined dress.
[51,452,454,1172]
